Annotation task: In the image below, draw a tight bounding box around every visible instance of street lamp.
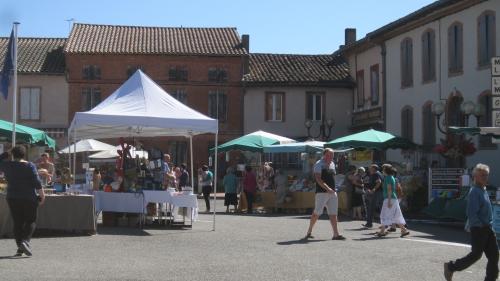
[304,116,334,141]
[432,100,484,134]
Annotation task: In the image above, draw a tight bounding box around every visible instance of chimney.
[242,34,250,52]
[345,28,356,46]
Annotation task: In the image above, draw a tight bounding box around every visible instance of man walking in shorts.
[304,148,345,240]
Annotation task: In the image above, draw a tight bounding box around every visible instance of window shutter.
[478,15,487,65]
[31,88,40,119]
[408,40,413,85]
[94,66,101,80]
[315,95,322,121]
[457,24,463,70]
[401,42,406,86]
[20,88,30,119]
[306,94,313,120]
[92,89,101,108]
[448,26,454,71]
[430,31,436,80]
[422,33,429,81]
[487,14,496,59]
[266,94,272,121]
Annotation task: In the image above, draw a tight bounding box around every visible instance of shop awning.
[324,129,416,150]
[448,126,500,139]
[211,130,296,153]
[0,119,56,148]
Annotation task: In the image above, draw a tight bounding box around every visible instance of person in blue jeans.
[444,163,499,281]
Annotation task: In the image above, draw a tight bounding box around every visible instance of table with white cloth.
[0,193,96,237]
[142,189,198,226]
[93,191,145,227]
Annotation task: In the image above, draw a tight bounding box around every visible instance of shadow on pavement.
[277,238,327,245]
[0,255,30,260]
[404,222,470,245]
[96,226,151,236]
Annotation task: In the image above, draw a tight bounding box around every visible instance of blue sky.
[1,0,435,54]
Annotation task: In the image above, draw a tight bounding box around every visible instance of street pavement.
[0,200,496,281]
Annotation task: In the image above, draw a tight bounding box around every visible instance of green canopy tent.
[324,129,416,150]
[0,119,56,148]
[448,126,500,140]
[210,130,296,153]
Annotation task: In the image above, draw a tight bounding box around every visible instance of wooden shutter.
[30,88,40,119]
[457,24,463,70]
[408,40,413,86]
[478,14,487,65]
[422,32,429,81]
[487,14,496,60]
[265,93,272,121]
[430,31,436,80]
[20,88,30,119]
[306,93,313,120]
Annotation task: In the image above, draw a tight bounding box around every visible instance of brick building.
[64,23,249,170]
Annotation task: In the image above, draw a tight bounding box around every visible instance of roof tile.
[65,23,247,56]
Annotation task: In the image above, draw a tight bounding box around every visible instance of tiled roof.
[65,23,247,56]
[243,54,353,86]
[0,37,66,74]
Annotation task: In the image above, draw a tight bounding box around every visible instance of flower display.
[433,134,476,159]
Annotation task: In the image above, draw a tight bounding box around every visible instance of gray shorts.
[314,192,338,215]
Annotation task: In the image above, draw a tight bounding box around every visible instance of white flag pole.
[11,22,19,148]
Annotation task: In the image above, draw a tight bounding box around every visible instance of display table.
[94,191,144,214]
[0,194,96,237]
[142,189,198,224]
[255,192,315,210]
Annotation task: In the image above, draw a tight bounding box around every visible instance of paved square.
[0,203,494,281]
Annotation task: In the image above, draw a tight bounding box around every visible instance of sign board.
[493,96,500,110]
[493,110,500,127]
[493,77,500,95]
[493,57,500,76]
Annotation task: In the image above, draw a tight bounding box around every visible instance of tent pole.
[213,132,218,231]
[67,132,71,172]
[189,135,194,192]
[73,128,76,182]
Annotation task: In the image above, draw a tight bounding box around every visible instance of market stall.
[68,70,219,229]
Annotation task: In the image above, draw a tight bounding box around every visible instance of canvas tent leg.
[190,135,194,192]
[73,128,76,182]
[213,132,218,231]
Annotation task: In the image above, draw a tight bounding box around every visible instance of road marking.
[403,238,470,248]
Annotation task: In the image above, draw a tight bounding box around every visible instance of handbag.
[354,186,365,194]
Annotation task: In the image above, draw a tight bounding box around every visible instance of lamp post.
[432,100,484,134]
[304,116,334,141]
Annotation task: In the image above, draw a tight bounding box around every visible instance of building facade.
[342,0,500,185]
[243,53,353,140]
[64,23,248,169]
[0,37,68,151]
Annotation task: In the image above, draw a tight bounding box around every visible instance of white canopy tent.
[88,145,148,159]
[68,70,219,230]
[58,139,116,154]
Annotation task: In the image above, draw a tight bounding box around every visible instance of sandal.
[332,235,346,240]
[303,233,314,239]
[400,231,410,238]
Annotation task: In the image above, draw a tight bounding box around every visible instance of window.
[171,89,187,104]
[19,87,40,120]
[82,65,101,80]
[208,67,228,83]
[422,102,436,149]
[356,70,365,107]
[448,22,463,74]
[126,65,144,78]
[478,93,497,148]
[306,92,325,121]
[81,88,101,111]
[168,66,188,81]
[478,11,496,67]
[168,141,188,166]
[265,92,285,122]
[422,29,436,82]
[208,90,227,121]
[400,38,413,87]
[401,106,413,141]
[370,65,379,105]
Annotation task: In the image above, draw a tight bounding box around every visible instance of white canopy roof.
[88,145,148,159]
[248,130,296,144]
[68,70,218,140]
[58,139,116,154]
